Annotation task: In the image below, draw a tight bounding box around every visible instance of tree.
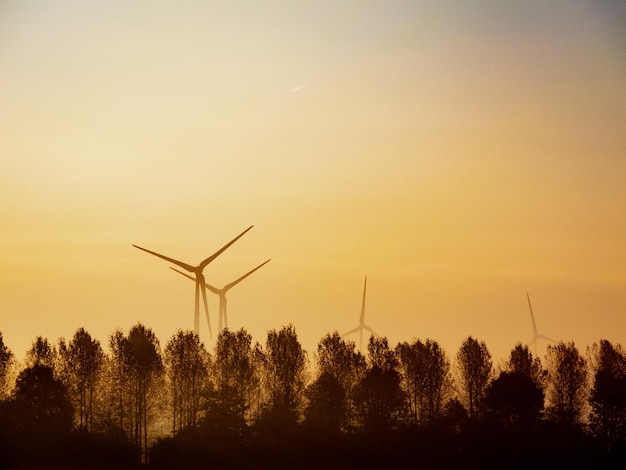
[57,328,105,431]
[164,330,209,434]
[207,328,262,431]
[9,364,73,436]
[0,332,14,399]
[0,363,74,467]
[259,324,308,429]
[313,332,366,431]
[354,336,405,432]
[588,339,626,450]
[545,341,588,428]
[25,335,56,369]
[304,371,345,434]
[108,328,129,434]
[455,336,492,420]
[486,371,544,429]
[396,338,451,427]
[107,324,163,464]
[507,343,544,387]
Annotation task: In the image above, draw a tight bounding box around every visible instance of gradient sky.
[1,1,625,365]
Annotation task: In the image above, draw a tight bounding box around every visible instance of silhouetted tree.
[57,327,106,431]
[0,364,73,467]
[455,336,492,420]
[25,335,57,369]
[486,371,544,429]
[588,339,626,451]
[9,363,73,435]
[304,371,345,433]
[396,338,451,426]
[0,332,14,399]
[441,397,468,432]
[164,329,209,433]
[126,323,164,463]
[107,324,164,464]
[545,341,588,428]
[108,328,129,433]
[259,324,308,430]
[314,332,366,431]
[207,327,260,432]
[354,336,405,432]
[507,342,545,387]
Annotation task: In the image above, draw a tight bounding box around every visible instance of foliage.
[25,335,57,369]
[0,332,15,399]
[164,329,209,433]
[396,338,451,427]
[304,371,345,433]
[588,339,626,451]
[545,341,588,428]
[57,328,106,431]
[258,324,308,430]
[206,327,260,432]
[455,336,492,420]
[107,323,164,464]
[486,371,544,429]
[314,332,366,431]
[506,342,545,387]
[354,336,406,432]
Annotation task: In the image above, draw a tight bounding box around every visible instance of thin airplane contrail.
[289,85,307,93]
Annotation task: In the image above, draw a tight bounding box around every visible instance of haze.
[1,1,625,363]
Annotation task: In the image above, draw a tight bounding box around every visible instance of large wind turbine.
[342,276,379,352]
[526,293,556,355]
[133,225,253,338]
[171,258,271,332]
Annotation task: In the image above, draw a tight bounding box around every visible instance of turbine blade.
[342,327,360,337]
[360,276,367,325]
[133,245,195,272]
[170,267,196,282]
[201,285,212,339]
[199,225,254,270]
[527,293,539,335]
[538,334,557,343]
[364,325,379,337]
[223,259,271,292]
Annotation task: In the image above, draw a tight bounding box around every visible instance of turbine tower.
[527,293,556,355]
[342,276,379,352]
[171,258,271,332]
[133,225,253,338]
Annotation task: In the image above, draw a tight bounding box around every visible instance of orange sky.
[1,1,625,365]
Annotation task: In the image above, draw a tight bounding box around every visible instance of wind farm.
[170,258,271,332]
[132,225,254,338]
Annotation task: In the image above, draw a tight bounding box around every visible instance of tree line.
[1,326,625,468]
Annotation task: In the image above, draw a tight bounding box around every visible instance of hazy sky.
[1,1,625,364]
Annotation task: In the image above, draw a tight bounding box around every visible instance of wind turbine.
[342,276,379,352]
[526,293,556,355]
[133,225,253,338]
[171,258,271,332]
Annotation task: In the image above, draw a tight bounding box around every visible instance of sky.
[1,1,625,366]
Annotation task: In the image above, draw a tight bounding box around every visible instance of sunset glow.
[1,1,625,365]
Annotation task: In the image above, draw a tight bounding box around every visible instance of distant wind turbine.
[342,276,379,352]
[526,293,556,355]
[132,226,253,338]
[171,258,271,332]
